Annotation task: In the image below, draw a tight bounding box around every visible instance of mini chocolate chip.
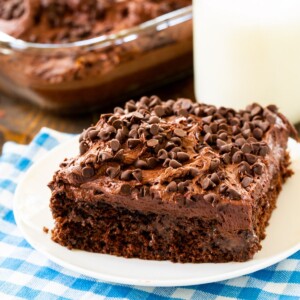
[241,143,252,153]
[153,134,164,144]
[171,147,183,153]
[154,105,165,117]
[125,101,136,112]
[98,130,110,141]
[266,104,278,113]
[101,113,113,121]
[203,124,212,134]
[219,183,228,194]
[170,137,182,146]
[218,132,228,141]
[178,181,190,193]
[177,152,189,162]
[112,119,123,129]
[203,193,218,203]
[120,170,132,181]
[149,116,160,124]
[259,145,269,156]
[238,161,251,175]
[189,167,200,177]
[149,96,162,107]
[202,115,213,124]
[210,173,220,185]
[169,151,177,159]
[165,142,175,150]
[241,176,253,188]
[135,159,148,169]
[174,128,187,137]
[108,115,117,124]
[230,117,240,126]
[166,181,177,192]
[219,123,228,131]
[150,124,160,135]
[127,138,141,149]
[201,177,214,190]
[79,141,89,155]
[251,142,261,154]
[253,127,263,140]
[138,127,147,138]
[205,106,216,116]
[258,121,270,132]
[247,136,258,144]
[232,146,239,154]
[120,183,131,194]
[157,149,168,160]
[88,129,99,140]
[163,158,171,167]
[106,166,120,178]
[132,169,142,182]
[110,139,120,152]
[140,96,150,105]
[220,143,233,154]
[106,125,116,134]
[251,105,262,117]
[232,151,243,164]
[204,132,213,144]
[147,139,159,148]
[218,171,226,180]
[114,107,124,114]
[146,157,158,168]
[242,129,251,139]
[115,129,125,143]
[266,113,276,124]
[227,188,241,200]
[132,111,144,120]
[209,158,220,171]
[216,139,226,149]
[222,153,231,164]
[252,163,263,175]
[210,123,218,133]
[194,107,202,116]
[232,125,240,135]
[169,159,182,168]
[235,138,246,147]
[178,108,188,117]
[245,153,257,165]
[98,151,113,162]
[114,149,124,161]
[129,128,138,138]
[82,166,94,178]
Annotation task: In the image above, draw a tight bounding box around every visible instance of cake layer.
[49,97,297,262]
[51,151,290,262]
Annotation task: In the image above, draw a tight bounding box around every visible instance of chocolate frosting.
[49,97,296,235]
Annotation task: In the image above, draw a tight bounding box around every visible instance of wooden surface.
[0,76,194,152]
[0,75,299,153]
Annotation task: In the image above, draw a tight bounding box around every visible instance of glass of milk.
[194,0,300,123]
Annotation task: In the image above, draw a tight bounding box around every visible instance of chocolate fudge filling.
[49,97,297,262]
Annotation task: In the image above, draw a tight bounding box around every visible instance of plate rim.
[13,137,300,287]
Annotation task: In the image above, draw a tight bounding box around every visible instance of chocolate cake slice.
[49,97,297,262]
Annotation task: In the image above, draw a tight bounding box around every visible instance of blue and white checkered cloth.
[1,127,300,299]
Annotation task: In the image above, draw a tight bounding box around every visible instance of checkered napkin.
[1,127,300,300]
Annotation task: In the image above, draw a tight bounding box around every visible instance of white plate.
[13,138,300,287]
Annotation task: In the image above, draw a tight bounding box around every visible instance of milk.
[194,0,300,123]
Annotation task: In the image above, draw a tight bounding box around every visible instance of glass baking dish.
[0,5,192,114]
